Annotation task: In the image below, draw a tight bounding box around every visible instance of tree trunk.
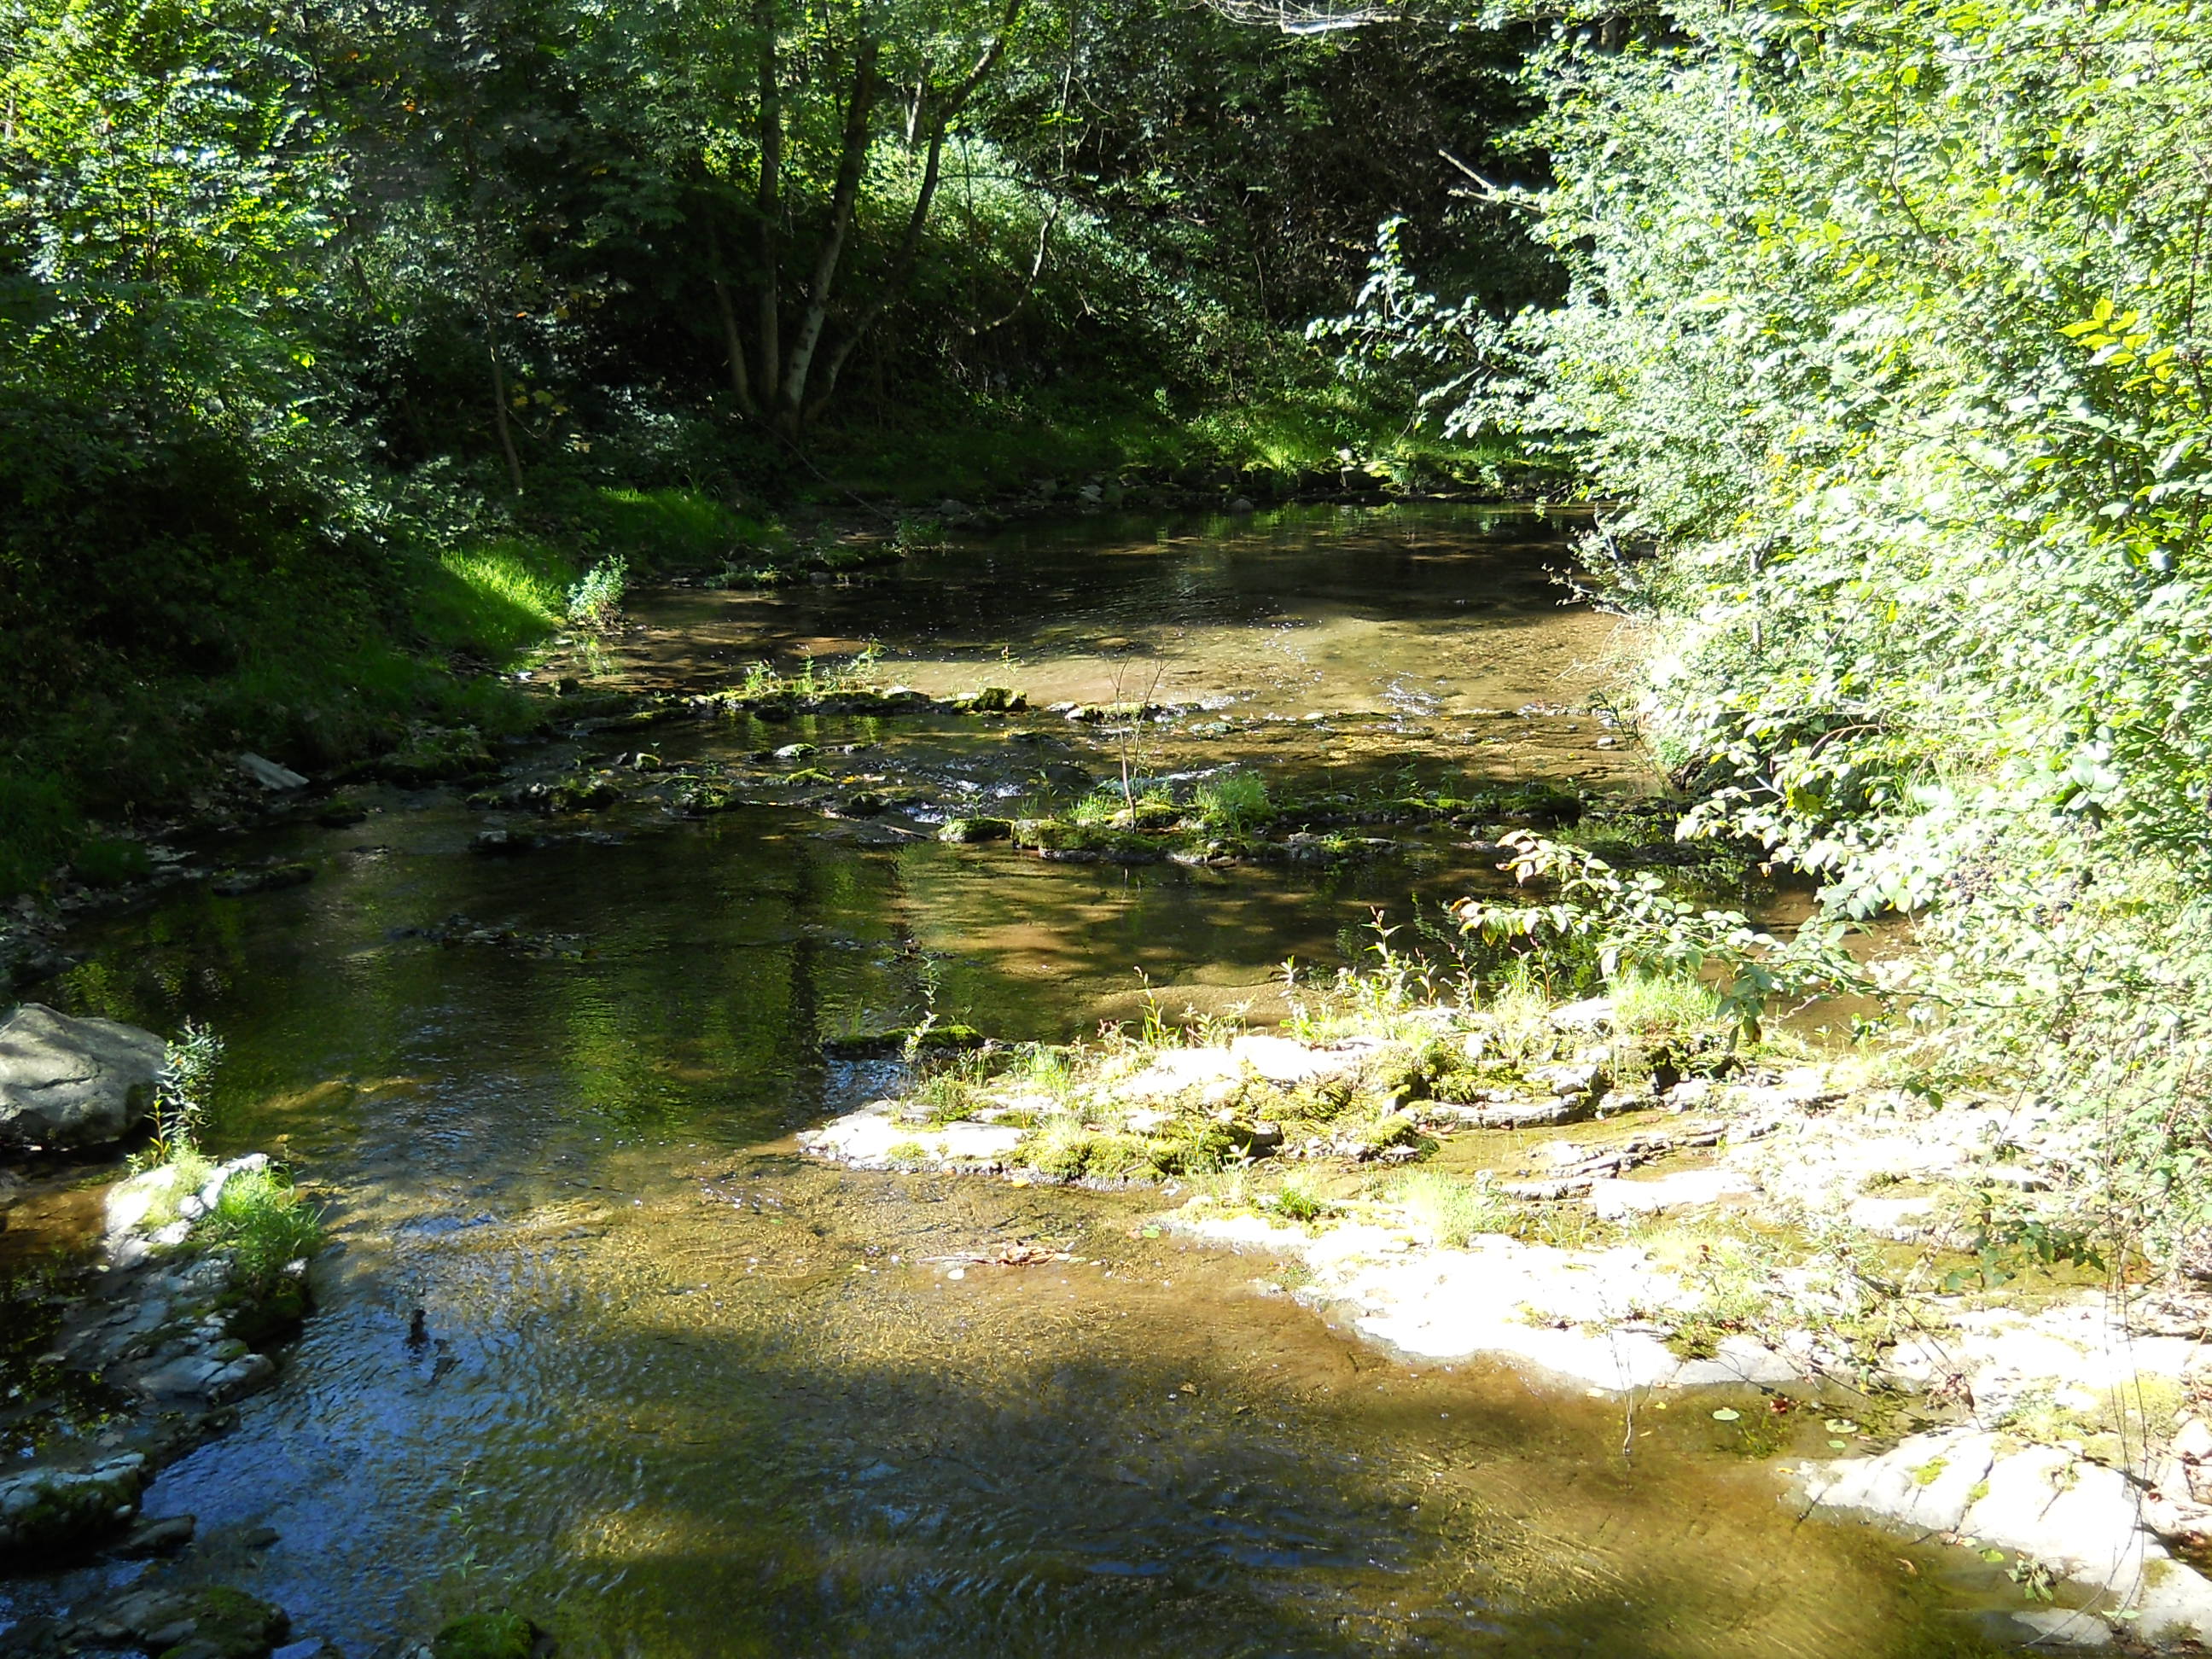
[706,213,756,414]
[776,34,881,430]
[800,0,1023,424]
[753,0,783,400]
[482,303,525,496]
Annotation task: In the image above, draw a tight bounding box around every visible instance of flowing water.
[5,506,2014,1656]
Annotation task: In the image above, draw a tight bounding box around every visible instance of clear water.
[3,506,2011,1656]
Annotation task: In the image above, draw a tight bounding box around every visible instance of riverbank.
[798,975,2212,1649]
[0,482,1551,920]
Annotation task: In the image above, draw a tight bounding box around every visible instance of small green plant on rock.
[1393,1169,1512,1246]
[565,554,628,628]
[147,1018,222,1165]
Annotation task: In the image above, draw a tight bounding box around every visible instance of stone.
[2005,1610,2113,1648]
[211,864,314,898]
[115,1512,197,1557]
[797,1107,1025,1171]
[1586,1169,1756,1220]
[773,743,818,761]
[158,1586,291,1659]
[0,1452,148,1553]
[0,1003,166,1151]
[236,753,308,790]
[431,1609,542,1659]
[1546,996,1615,1031]
[1525,1061,1608,1101]
[2174,1418,2212,1461]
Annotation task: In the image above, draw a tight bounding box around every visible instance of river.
[3,505,2011,1656]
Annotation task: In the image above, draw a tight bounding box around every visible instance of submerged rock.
[211,863,314,898]
[0,1002,166,1152]
[429,1609,546,1659]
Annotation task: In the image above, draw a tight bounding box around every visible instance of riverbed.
[3,506,2024,1656]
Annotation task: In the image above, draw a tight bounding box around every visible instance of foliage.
[1451,830,1870,1035]
[1322,0,2212,1260]
[565,555,629,628]
[200,1167,324,1298]
[149,1019,224,1166]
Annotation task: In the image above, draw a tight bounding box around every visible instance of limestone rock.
[0,1003,166,1152]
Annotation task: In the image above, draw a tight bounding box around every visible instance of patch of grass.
[201,1167,323,1296]
[1270,1173,1338,1224]
[0,767,84,896]
[1394,1169,1513,1246]
[68,835,152,888]
[1190,768,1272,834]
[419,538,571,658]
[1611,970,1726,1037]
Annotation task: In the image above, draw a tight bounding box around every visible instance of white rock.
[1804,1429,1999,1535]
[797,1107,1024,1170]
[2174,1418,2212,1461]
[1546,997,1615,1031]
[237,752,308,789]
[1586,1169,1755,1220]
[1844,1195,1933,1238]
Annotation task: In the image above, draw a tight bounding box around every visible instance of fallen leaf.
[1712,1407,1741,1422]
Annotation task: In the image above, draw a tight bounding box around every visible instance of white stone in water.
[797,1107,1024,1169]
[1804,1429,2212,1643]
[1176,1213,1772,1394]
[2007,1610,2114,1648]
[1586,1169,1755,1220]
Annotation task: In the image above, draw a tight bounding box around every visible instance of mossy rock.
[430,1609,544,1659]
[381,725,496,786]
[937,816,1013,844]
[821,1024,986,1059]
[958,686,1026,713]
[154,1586,288,1659]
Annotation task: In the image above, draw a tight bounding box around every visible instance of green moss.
[381,724,497,785]
[938,816,1014,843]
[431,1609,539,1659]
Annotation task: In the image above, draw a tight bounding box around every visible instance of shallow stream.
[5,507,2011,1656]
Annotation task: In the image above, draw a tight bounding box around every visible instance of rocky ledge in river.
[2,1151,309,1563]
[801,993,2212,1647]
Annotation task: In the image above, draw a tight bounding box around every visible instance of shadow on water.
[3,507,2018,1656]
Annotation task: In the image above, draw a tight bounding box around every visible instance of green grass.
[417,538,571,657]
[1394,1169,1513,1247]
[1191,768,1271,834]
[200,1167,323,1295]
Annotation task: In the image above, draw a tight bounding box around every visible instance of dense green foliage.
[1351,0,2212,1257]
[0,0,1552,888]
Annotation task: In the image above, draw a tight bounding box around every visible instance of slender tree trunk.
[482,301,525,496]
[808,120,947,418]
[705,213,756,413]
[753,0,783,400]
[798,0,1023,426]
[777,34,881,429]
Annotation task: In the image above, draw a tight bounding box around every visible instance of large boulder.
[0,1003,166,1152]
